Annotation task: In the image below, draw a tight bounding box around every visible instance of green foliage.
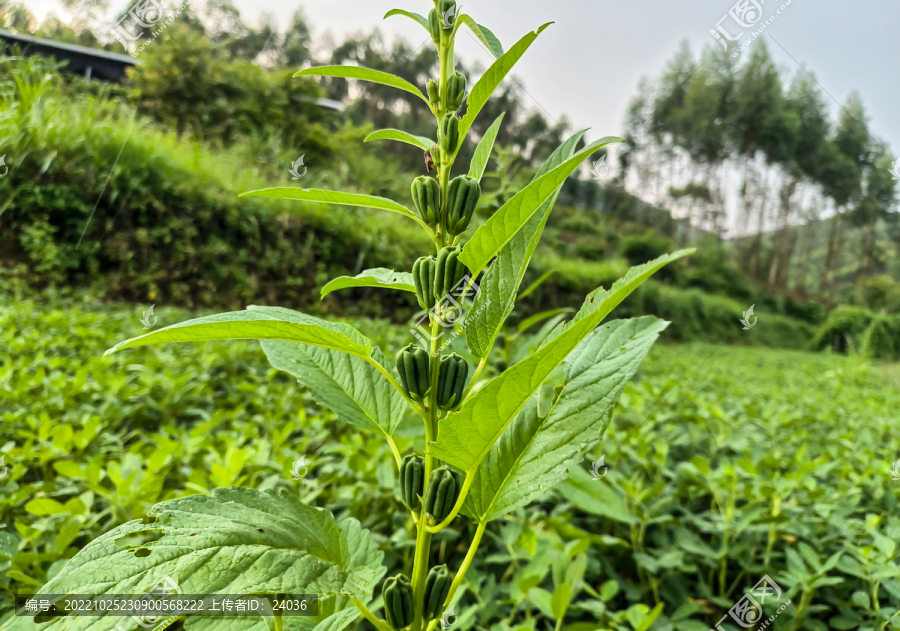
[620,230,671,267]
[128,22,330,148]
[7,290,900,629]
[860,314,900,360]
[810,305,876,353]
[858,274,900,312]
[0,55,428,314]
[12,8,691,631]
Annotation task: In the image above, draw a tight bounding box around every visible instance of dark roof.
[0,29,139,82]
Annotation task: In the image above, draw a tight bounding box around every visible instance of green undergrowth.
[3,290,900,629]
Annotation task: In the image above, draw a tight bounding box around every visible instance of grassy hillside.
[0,56,819,346]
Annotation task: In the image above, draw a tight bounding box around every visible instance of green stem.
[426,471,473,533]
[460,357,487,402]
[386,435,403,470]
[411,317,443,631]
[444,522,487,607]
[348,595,394,631]
[363,355,423,414]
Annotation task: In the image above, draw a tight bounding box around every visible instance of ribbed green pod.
[423,467,462,523]
[434,246,468,303]
[440,113,459,154]
[399,454,425,511]
[396,344,431,402]
[426,79,440,110]
[412,177,441,228]
[447,72,467,111]
[423,564,453,620]
[413,256,438,311]
[445,176,480,236]
[436,0,457,30]
[437,354,469,411]
[383,574,414,629]
[427,9,441,43]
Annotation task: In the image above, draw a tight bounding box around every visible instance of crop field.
[3,291,899,630]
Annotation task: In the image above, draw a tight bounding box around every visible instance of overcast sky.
[24,0,900,154]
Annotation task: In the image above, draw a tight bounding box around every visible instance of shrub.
[810,305,876,353]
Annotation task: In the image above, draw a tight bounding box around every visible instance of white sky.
[21,0,900,155]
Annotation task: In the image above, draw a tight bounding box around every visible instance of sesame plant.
[15,3,690,631]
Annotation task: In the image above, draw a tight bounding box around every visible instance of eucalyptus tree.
[819,93,868,290]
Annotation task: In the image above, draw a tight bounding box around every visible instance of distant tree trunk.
[863,219,879,274]
[768,176,797,288]
[775,228,799,289]
[748,167,771,280]
[793,190,822,295]
[820,209,844,292]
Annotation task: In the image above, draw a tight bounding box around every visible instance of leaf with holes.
[12,488,381,631]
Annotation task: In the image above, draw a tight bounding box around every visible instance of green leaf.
[518,270,556,300]
[541,249,695,349]
[463,318,666,523]
[456,16,503,58]
[517,308,573,335]
[465,130,586,358]
[459,136,622,278]
[528,587,555,619]
[599,580,619,602]
[184,519,382,631]
[365,129,436,152]
[432,252,689,473]
[691,455,710,475]
[25,498,67,515]
[635,603,664,631]
[104,307,373,358]
[550,583,572,621]
[259,341,405,436]
[295,65,430,108]
[457,23,552,149]
[29,489,380,631]
[239,188,427,230]
[384,8,429,31]
[467,113,505,182]
[321,268,416,299]
[557,467,635,524]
